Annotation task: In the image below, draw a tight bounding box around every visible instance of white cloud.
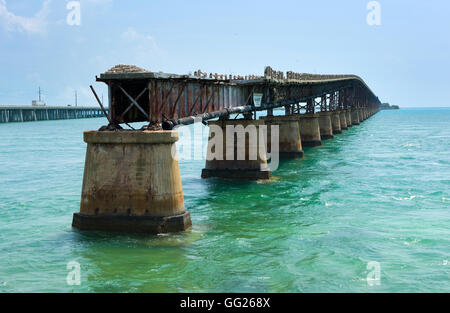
[0,0,51,34]
[90,27,166,72]
[121,27,163,55]
[119,27,166,64]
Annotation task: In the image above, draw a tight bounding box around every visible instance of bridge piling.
[331,112,342,134]
[202,119,271,180]
[260,115,304,158]
[298,113,322,147]
[72,131,192,234]
[351,109,360,125]
[339,111,348,130]
[346,110,353,127]
[359,108,365,122]
[318,112,334,140]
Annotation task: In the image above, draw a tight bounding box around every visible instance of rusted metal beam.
[119,87,148,122]
[89,85,112,124]
[117,84,150,120]
[97,67,381,127]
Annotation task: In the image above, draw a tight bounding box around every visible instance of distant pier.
[0,106,106,123]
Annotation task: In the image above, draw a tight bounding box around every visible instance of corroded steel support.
[96,66,381,130]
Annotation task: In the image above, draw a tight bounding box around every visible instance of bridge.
[0,106,105,123]
[96,65,380,128]
[72,65,382,234]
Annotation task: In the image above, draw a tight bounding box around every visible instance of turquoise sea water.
[0,108,449,293]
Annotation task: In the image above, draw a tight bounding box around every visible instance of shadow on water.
[67,226,206,292]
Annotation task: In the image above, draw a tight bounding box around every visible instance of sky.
[0,0,449,107]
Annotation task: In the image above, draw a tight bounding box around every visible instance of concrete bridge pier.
[260,115,304,158]
[297,113,322,147]
[331,112,342,134]
[359,108,366,121]
[72,131,192,234]
[339,111,348,130]
[318,112,334,140]
[202,119,271,180]
[346,110,353,127]
[351,109,360,125]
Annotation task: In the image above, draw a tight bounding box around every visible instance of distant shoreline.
[381,103,399,110]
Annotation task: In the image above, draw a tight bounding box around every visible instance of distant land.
[381,103,400,110]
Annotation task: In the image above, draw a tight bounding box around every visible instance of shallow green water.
[0,108,449,293]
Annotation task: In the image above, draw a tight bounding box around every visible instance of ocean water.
[0,108,449,293]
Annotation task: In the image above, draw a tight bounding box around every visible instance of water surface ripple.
[0,108,449,292]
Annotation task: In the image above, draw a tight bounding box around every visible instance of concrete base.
[201,169,271,180]
[298,113,322,147]
[279,151,305,158]
[320,134,334,140]
[260,115,304,159]
[318,112,334,140]
[339,111,348,130]
[73,212,192,234]
[72,130,192,234]
[359,109,365,122]
[346,110,353,127]
[203,119,271,180]
[351,109,360,125]
[331,112,342,134]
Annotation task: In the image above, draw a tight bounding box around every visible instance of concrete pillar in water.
[346,110,353,127]
[318,112,334,140]
[359,108,365,122]
[72,131,192,234]
[202,119,271,180]
[351,109,360,125]
[298,113,322,147]
[339,111,348,130]
[260,115,304,158]
[331,111,342,134]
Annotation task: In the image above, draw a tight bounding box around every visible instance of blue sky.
[0,0,449,107]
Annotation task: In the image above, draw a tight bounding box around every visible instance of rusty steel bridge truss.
[94,67,381,130]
